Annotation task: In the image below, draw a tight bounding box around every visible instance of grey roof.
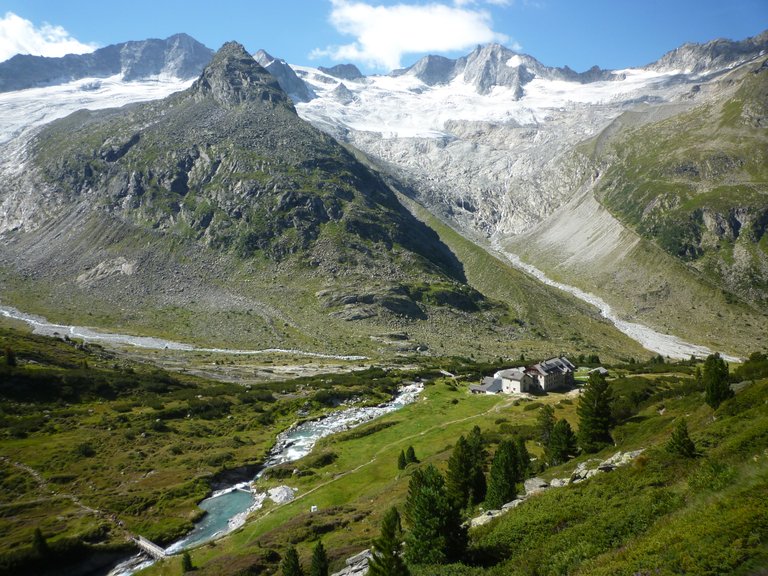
[496,368,528,381]
[471,377,502,393]
[532,357,575,376]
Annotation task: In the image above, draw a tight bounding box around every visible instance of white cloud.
[0,12,98,62]
[311,0,510,70]
[454,0,513,6]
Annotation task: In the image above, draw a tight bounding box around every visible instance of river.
[107,382,423,575]
[0,304,367,361]
[495,247,741,362]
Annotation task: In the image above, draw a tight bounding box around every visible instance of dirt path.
[1,456,126,530]
[246,393,518,528]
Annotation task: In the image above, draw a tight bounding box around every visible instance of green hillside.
[596,58,768,308]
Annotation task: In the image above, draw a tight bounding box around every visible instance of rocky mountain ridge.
[647,29,768,74]
[254,49,315,103]
[395,43,619,97]
[1,41,562,355]
[2,31,767,356]
[290,29,768,356]
[0,33,213,92]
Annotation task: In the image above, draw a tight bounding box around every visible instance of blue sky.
[1,0,766,72]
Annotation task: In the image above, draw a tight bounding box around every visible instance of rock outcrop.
[469,450,645,528]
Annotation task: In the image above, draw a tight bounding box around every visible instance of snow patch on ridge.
[0,74,193,145]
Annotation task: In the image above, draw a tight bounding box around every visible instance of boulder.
[524,477,549,495]
[502,499,524,510]
[331,549,371,576]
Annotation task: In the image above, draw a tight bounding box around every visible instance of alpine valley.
[1,27,768,576]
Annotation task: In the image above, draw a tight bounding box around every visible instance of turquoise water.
[167,489,256,552]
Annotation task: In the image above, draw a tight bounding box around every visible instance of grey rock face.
[330,82,357,105]
[648,30,768,74]
[193,43,289,107]
[459,44,535,97]
[523,477,550,495]
[0,33,213,92]
[254,49,315,102]
[400,54,457,86]
[318,63,365,81]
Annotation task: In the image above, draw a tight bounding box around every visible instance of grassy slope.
[3,322,766,575]
[395,193,648,363]
[596,61,768,308]
[0,326,409,573]
[143,360,767,576]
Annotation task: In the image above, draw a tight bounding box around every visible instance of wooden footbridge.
[133,535,167,560]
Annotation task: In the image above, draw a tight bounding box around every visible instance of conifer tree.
[397,449,407,470]
[546,419,578,465]
[515,436,531,478]
[485,440,519,509]
[32,528,48,558]
[181,551,193,572]
[667,419,697,458]
[577,372,614,453]
[446,435,472,506]
[405,445,418,464]
[282,546,304,576]
[4,346,16,367]
[466,425,487,504]
[310,540,329,576]
[703,352,733,409]
[536,405,556,446]
[446,428,486,508]
[368,507,410,576]
[404,465,466,565]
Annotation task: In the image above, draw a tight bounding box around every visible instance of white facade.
[494,368,534,393]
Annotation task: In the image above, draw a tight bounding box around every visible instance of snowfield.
[294,65,691,139]
[0,75,193,144]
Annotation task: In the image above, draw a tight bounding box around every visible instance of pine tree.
[368,507,410,576]
[405,445,418,464]
[4,346,16,367]
[536,405,556,446]
[667,419,697,458]
[32,528,48,558]
[310,540,329,576]
[282,546,304,576]
[546,419,578,466]
[466,425,487,504]
[181,551,193,572]
[485,440,519,509]
[445,435,472,507]
[577,371,614,453]
[446,428,486,508]
[397,449,407,470]
[515,436,531,478]
[703,352,733,409]
[404,465,466,565]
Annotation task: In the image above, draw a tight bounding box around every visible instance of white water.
[495,246,741,362]
[0,304,367,361]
